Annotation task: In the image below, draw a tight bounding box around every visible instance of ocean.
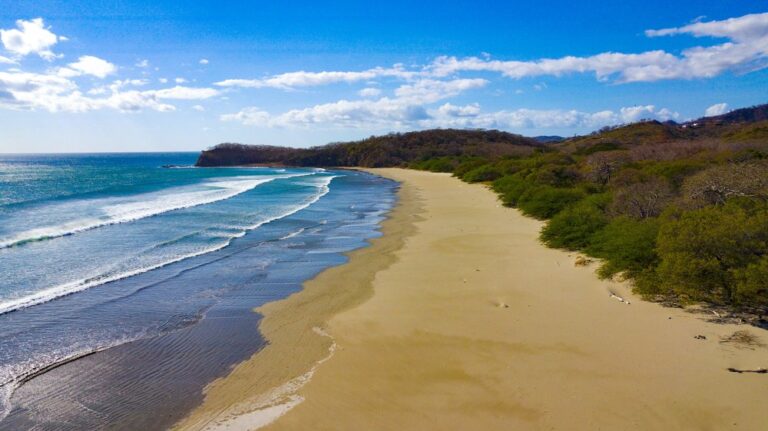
[0,153,396,429]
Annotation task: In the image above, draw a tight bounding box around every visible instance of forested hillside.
[196,129,541,167]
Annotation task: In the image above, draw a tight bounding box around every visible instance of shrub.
[461,165,503,183]
[733,256,768,307]
[411,157,455,172]
[655,199,768,304]
[588,217,660,281]
[492,175,533,206]
[540,195,610,250]
[517,186,586,219]
[642,160,706,189]
[573,141,622,156]
[453,158,490,178]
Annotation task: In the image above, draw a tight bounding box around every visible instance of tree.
[681,162,768,207]
[585,151,629,186]
[610,178,673,218]
[734,256,768,307]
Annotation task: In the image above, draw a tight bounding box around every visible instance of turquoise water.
[0,153,396,429]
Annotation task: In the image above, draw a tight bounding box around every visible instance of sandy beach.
[176,168,768,431]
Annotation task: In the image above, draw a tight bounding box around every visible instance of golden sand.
[177,168,768,431]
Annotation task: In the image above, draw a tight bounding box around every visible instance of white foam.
[202,327,337,431]
[0,382,14,422]
[0,175,338,316]
[0,173,312,249]
[279,228,306,241]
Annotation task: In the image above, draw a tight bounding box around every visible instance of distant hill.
[558,120,684,154]
[556,103,768,155]
[694,104,768,125]
[196,129,542,167]
[533,135,565,143]
[197,103,768,167]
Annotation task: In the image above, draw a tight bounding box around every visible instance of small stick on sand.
[727,367,767,374]
[609,292,631,305]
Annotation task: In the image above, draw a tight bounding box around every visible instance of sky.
[0,1,767,153]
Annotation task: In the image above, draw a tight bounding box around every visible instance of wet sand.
[177,168,768,431]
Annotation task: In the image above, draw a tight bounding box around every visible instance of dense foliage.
[196,129,540,167]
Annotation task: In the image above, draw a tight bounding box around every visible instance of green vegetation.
[197,129,539,167]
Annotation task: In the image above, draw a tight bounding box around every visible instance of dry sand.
[176,168,768,431]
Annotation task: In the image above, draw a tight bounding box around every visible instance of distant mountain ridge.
[196,129,542,167]
[693,103,768,125]
[196,103,768,167]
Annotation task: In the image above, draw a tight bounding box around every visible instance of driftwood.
[609,292,631,305]
[727,367,767,374]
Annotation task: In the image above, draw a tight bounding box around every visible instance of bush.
[588,217,660,281]
[540,195,609,250]
[573,141,622,156]
[411,157,455,172]
[453,158,490,178]
[492,175,533,206]
[733,256,768,307]
[655,199,768,304]
[642,160,706,189]
[517,186,586,219]
[461,165,503,183]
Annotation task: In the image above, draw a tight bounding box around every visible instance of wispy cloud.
[704,102,729,117]
[428,13,768,83]
[215,13,768,90]
[215,65,418,90]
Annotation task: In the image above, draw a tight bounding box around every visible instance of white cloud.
[704,102,729,117]
[199,58,209,65]
[222,86,678,132]
[437,103,481,117]
[358,87,382,97]
[221,107,272,125]
[0,18,61,60]
[0,70,220,113]
[422,105,679,130]
[221,77,486,128]
[158,78,168,84]
[136,59,149,68]
[429,13,768,83]
[645,12,768,40]
[0,55,16,64]
[394,78,487,103]
[0,70,176,113]
[58,56,117,79]
[192,104,205,111]
[175,77,187,84]
[215,65,418,90]
[154,86,219,100]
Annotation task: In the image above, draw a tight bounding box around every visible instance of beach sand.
[176,168,768,431]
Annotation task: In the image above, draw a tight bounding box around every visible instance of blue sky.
[1,1,767,152]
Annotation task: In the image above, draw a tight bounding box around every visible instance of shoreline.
[177,168,768,430]
[173,170,421,430]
